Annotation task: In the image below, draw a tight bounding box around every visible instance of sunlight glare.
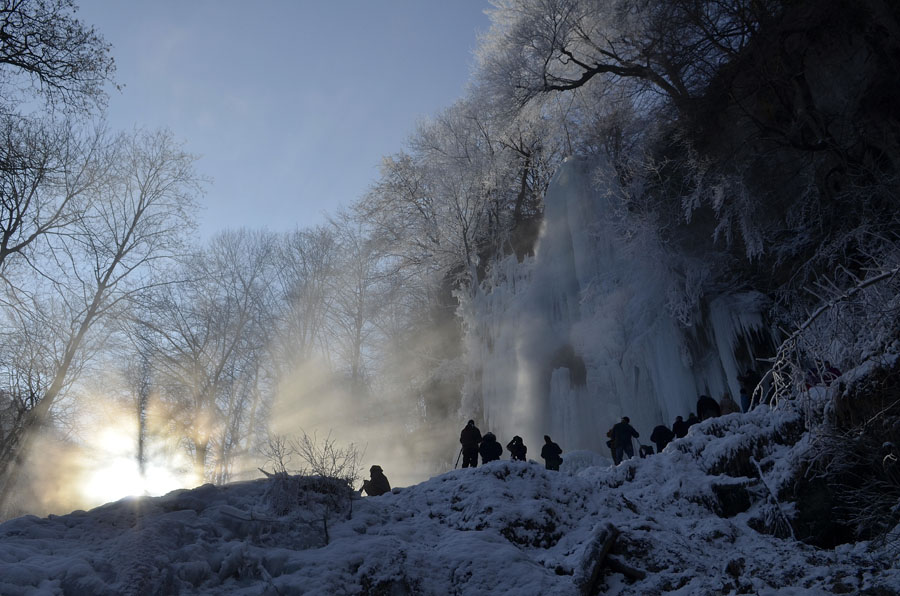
[79,423,190,505]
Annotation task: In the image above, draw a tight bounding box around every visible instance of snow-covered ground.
[2,408,898,595]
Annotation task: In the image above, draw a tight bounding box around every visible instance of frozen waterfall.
[461,159,772,455]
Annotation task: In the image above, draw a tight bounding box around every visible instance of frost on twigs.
[756,264,900,547]
[258,430,364,546]
[258,430,364,489]
[803,357,900,548]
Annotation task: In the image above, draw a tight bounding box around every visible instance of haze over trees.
[0,0,897,555]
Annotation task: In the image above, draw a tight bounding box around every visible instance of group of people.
[608,389,762,464]
[361,363,847,496]
[459,420,564,471]
[360,421,565,497]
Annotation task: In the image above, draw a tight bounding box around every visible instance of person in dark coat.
[672,415,689,438]
[507,436,527,461]
[686,412,700,427]
[541,435,563,471]
[479,432,503,463]
[361,465,391,496]
[739,387,751,413]
[612,417,640,462]
[650,424,675,453]
[460,420,482,468]
[738,369,761,393]
[696,395,721,421]
[605,427,619,464]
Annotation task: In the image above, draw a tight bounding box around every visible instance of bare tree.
[0,118,109,275]
[361,100,505,290]
[260,429,364,545]
[0,0,115,113]
[291,430,363,488]
[0,0,116,277]
[130,229,275,484]
[477,0,778,114]
[267,226,336,378]
[326,210,391,396]
[0,128,201,512]
[259,433,292,476]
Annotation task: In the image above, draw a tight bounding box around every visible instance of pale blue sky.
[76,1,492,236]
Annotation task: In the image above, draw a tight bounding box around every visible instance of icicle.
[461,160,771,455]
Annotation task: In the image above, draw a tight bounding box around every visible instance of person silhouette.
[459,420,482,468]
[541,435,563,470]
[507,435,527,461]
[361,465,391,496]
[612,417,640,462]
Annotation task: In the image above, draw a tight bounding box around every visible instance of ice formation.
[462,160,773,453]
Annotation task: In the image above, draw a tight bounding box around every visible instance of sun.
[79,424,191,505]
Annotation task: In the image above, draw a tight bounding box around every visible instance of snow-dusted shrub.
[803,357,900,548]
[752,265,900,547]
[259,430,364,490]
[263,474,354,546]
[763,261,900,415]
[499,504,563,548]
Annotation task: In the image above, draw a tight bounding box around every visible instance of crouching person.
[361,465,391,496]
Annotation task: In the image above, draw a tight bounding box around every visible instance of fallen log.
[578,523,619,596]
[605,555,647,580]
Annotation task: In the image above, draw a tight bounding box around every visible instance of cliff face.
[460,160,773,452]
[666,0,900,295]
[456,0,900,455]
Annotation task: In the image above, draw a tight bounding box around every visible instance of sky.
[75,1,492,237]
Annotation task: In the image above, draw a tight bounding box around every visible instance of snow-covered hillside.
[3,406,897,595]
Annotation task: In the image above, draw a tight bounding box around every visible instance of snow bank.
[2,409,897,595]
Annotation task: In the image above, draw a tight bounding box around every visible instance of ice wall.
[461,159,771,454]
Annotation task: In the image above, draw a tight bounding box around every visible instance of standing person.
[459,420,482,468]
[612,417,640,462]
[686,412,700,428]
[507,436,527,461]
[650,423,675,453]
[739,387,751,413]
[738,369,761,397]
[672,415,689,438]
[479,432,503,464]
[541,435,563,471]
[361,465,391,497]
[606,427,619,464]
